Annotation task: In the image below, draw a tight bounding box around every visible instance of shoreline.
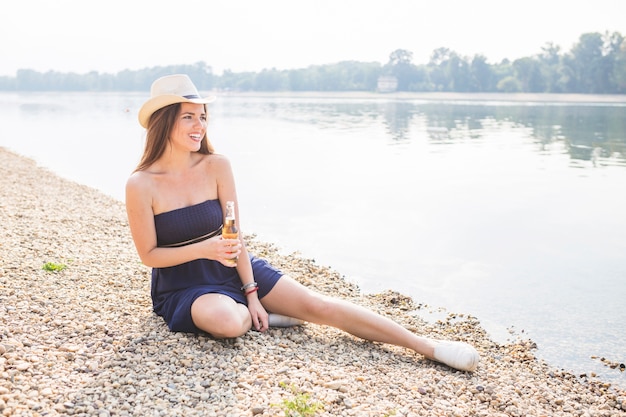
[1,146,624,416]
[216,91,626,104]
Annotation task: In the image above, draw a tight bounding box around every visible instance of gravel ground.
[1,146,625,416]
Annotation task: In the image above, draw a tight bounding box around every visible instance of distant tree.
[388,49,413,66]
[254,68,288,91]
[497,76,522,92]
[470,54,497,92]
[288,68,314,91]
[385,49,419,91]
[216,69,256,91]
[567,32,610,93]
[338,61,380,90]
[538,42,563,93]
[427,47,453,91]
[406,65,430,91]
[0,75,15,90]
[513,57,545,92]
[446,53,472,92]
[426,48,474,92]
[613,36,626,93]
[604,31,626,93]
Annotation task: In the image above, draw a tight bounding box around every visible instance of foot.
[432,341,480,372]
[268,313,305,327]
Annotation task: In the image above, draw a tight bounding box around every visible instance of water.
[1,92,625,388]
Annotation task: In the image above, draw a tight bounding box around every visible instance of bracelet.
[245,287,259,296]
[240,282,258,291]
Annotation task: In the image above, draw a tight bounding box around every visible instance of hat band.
[183,94,201,99]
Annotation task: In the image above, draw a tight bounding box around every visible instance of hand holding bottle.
[221,201,239,267]
[198,235,240,267]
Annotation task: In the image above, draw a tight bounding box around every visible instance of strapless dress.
[151,199,282,333]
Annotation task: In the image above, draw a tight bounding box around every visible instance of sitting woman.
[125,74,480,372]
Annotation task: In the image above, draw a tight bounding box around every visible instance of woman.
[125,74,480,372]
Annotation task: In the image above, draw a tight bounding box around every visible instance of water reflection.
[221,97,626,168]
[413,103,626,167]
[380,101,414,141]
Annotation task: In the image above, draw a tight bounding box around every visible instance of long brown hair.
[134,103,214,172]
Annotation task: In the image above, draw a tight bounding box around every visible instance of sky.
[1,0,624,77]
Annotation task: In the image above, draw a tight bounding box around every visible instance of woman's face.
[170,102,208,152]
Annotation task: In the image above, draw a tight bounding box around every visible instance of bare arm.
[215,157,255,288]
[215,157,268,330]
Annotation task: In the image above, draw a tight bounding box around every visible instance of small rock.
[15,362,30,371]
[324,381,343,390]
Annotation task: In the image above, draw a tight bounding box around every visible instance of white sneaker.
[433,341,480,372]
[268,313,305,327]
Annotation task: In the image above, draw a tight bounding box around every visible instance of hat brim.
[138,94,216,128]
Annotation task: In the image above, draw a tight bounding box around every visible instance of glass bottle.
[222,200,239,266]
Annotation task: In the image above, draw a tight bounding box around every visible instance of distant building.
[377,76,398,93]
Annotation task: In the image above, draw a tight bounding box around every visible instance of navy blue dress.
[151,199,282,333]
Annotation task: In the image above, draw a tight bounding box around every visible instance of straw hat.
[138,74,216,128]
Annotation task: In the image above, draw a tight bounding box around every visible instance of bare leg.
[191,293,251,338]
[261,276,479,371]
[261,276,436,355]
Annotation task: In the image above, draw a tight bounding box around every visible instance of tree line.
[1,31,624,94]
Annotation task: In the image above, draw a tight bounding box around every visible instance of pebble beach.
[1,146,624,416]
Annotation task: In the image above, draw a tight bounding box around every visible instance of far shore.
[3,89,625,105]
[214,90,626,104]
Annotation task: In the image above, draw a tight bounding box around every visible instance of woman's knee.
[191,295,251,338]
[207,313,250,339]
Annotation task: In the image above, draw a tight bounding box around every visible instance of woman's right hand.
[203,236,242,267]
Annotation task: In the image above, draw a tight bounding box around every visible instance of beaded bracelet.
[245,287,259,296]
[241,282,258,292]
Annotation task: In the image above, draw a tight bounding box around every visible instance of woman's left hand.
[246,296,269,332]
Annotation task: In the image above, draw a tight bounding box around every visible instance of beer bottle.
[222,200,239,266]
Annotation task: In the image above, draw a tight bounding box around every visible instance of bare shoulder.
[126,169,153,191]
[200,153,232,173]
[203,152,230,165]
[125,170,155,204]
